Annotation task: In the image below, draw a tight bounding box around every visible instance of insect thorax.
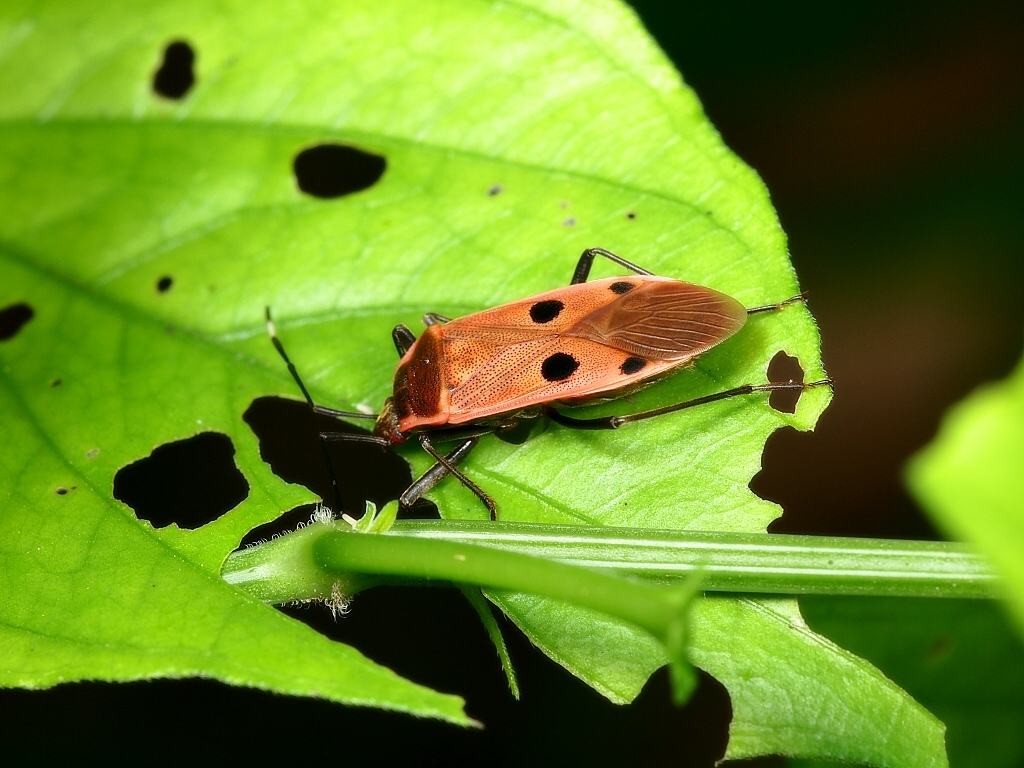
[391,326,450,434]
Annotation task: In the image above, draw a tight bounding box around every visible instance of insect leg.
[266,307,377,420]
[422,313,452,326]
[747,293,807,316]
[393,324,417,356]
[545,379,834,430]
[321,432,390,446]
[418,434,498,520]
[570,247,654,285]
[399,438,478,510]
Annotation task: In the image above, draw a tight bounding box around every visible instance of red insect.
[268,248,830,518]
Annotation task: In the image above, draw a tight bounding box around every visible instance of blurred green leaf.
[0,0,944,763]
[795,597,1024,768]
[908,353,1024,635]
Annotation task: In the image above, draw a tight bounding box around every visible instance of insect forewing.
[440,277,747,424]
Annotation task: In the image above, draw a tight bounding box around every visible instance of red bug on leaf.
[268,248,831,518]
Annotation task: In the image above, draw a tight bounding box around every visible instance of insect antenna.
[265,307,380,513]
[265,307,377,420]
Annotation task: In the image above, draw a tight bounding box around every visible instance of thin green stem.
[385,521,999,599]
[310,530,692,632]
[223,521,998,601]
[223,520,703,701]
[222,519,1000,703]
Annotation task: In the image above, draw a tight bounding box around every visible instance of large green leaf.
[0,0,943,763]
[908,353,1024,635]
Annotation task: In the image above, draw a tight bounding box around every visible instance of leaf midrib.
[0,116,755,256]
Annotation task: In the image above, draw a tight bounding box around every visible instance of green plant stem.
[223,520,703,700]
[314,529,697,636]
[222,521,998,602]
[385,521,999,598]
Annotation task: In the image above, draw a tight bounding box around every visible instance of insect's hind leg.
[416,434,498,520]
[545,379,833,430]
[571,247,654,285]
[746,293,807,316]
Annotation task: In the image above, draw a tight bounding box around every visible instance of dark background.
[3,2,1023,765]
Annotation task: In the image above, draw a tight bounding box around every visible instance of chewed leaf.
[0,0,942,765]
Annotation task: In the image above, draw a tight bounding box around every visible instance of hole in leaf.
[293,144,386,198]
[153,40,195,99]
[55,487,69,495]
[767,350,805,414]
[238,503,323,547]
[113,432,248,529]
[0,303,34,341]
[156,276,173,293]
[242,397,425,539]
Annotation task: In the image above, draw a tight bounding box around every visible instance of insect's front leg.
[415,434,497,520]
[399,437,485,512]
[570,247,654,285]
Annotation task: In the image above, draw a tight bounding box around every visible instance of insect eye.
[529,299,564,324]
[610,281,634,294]
[620,356,647,375]
[541,352,579,382]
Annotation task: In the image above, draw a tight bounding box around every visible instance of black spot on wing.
[530,299,564,324]
[541,352,579,382]
[620,356,647,375]
[610,281,634,294]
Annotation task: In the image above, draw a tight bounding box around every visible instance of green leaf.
[0,326,466,719]
[797,597,1024,768]
[0,0,941,763]
[908,353,1024,635]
